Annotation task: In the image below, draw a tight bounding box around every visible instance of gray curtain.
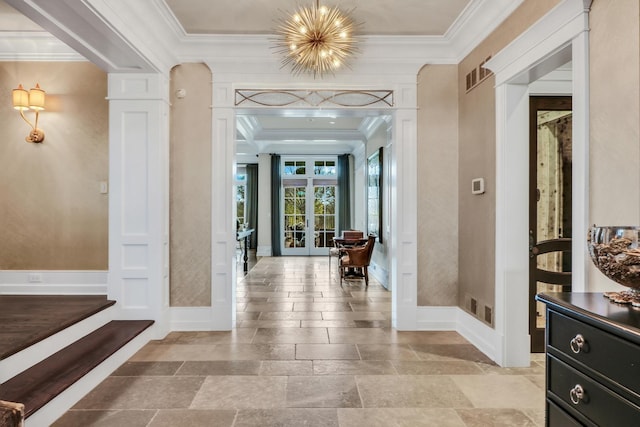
[337,154,351,234]
[271,155,282,256]
[246,163,258,249]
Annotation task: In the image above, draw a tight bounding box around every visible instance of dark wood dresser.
[535,292,640,426]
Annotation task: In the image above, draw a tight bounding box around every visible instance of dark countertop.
[536,292,640,344]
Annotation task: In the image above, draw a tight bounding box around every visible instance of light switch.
[100,181,108,194]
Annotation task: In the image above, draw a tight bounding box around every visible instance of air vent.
[465,295,478,316]
[484,305,493,326]
[465,55,493,93]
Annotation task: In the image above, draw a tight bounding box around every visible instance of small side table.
[236,229,254,273]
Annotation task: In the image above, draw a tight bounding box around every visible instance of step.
[0,295,116,361]
[0,320,154,419]
[0,296,117,384]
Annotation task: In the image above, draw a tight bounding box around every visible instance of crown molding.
[445,0,525,62]
[358,116,389,141]
[484,0,591,85]
[0,30,84,61]
[1,0,525,75]
[235,115,261,143]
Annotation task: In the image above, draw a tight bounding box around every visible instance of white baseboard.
[415,306,498,363]
[170,306,232,331]
[0,270,108,295]
[455,308,498,362]
[415,306,458,330]
[25,324,154,427]
[369,261,389,289]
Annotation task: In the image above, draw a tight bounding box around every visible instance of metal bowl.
[588,226,640,290]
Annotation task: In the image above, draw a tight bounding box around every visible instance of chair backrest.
[363,234,376,265]
[343,230,364,240]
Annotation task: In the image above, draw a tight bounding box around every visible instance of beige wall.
[416,64,459,306]
[456,0,561,316]
[0,62,108,270]
[588,0,640,289]
[169,63,212,306]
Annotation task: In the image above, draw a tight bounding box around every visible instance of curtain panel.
[271,155,282,256]
[246,163,258,249]
[337,154,351,234]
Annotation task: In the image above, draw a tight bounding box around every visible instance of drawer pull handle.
[570,384,584,405]
[570,334,585,353]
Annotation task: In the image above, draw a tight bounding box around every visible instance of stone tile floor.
[54,256,545,426]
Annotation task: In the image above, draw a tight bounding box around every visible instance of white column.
[493,83,531,367]
[210,80,236,330]
[392,84,419,330]
[107,73,170,338]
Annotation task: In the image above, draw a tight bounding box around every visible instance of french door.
[281,157,337,256]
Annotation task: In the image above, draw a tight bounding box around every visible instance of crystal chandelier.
[274,1,359,78]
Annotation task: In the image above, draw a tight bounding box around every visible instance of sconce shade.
[11,82,46,143]
[12,84,29,111]
[28,84,45,111]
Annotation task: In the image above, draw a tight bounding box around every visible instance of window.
[367,147,383,243]
[314,160,336,176]
[235,167,247,227]
[284,161,306,176]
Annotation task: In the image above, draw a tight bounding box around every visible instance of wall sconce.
[12,83,45,143]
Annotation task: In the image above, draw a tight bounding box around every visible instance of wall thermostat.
[471,178,485,195]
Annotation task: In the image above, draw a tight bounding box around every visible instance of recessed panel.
[122,112,149,234]
[123,278,149,308]
[123,244,148,269]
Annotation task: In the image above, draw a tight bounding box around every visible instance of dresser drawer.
[547,399,584,427]
[548,310,640,399]
[548,355,640,426]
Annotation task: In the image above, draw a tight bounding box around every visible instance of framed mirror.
[367,147,383,243]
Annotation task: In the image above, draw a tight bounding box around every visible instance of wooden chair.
[329,230,364,272]
[338,234,376,286]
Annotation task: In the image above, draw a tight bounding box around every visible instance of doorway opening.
[281,156,338,256]
[529,96,573,352]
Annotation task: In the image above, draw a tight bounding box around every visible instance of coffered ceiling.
[164,0,471,36]
[0,0,525,159]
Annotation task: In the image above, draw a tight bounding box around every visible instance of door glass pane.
[535,108,572,328]
[313,184,336,248]
[283,183,306,248]
[236,184,245,226]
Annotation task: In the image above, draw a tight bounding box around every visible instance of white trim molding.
[484,0,592,367]
[416,306,498,362]
[107,73,171,339]
[169,307,222,331]
[0,270,107,294]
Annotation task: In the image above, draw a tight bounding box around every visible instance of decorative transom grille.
[235,89,393,108]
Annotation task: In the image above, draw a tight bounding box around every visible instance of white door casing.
[485,0,591,366]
